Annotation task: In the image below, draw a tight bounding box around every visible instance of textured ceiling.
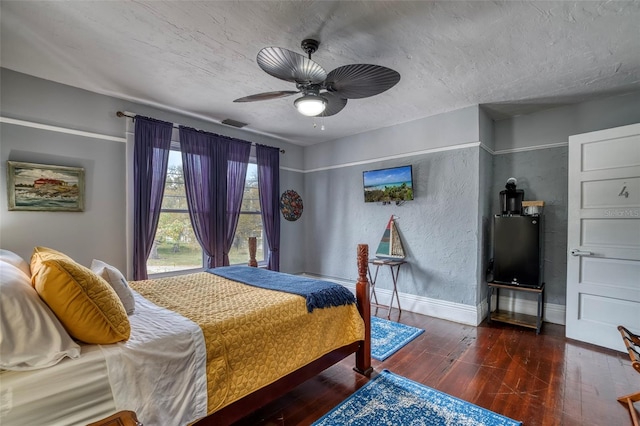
[1,1,639,146]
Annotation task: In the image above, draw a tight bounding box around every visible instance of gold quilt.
[130,272,364,414]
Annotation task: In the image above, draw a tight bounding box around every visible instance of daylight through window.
[147,151,263,275]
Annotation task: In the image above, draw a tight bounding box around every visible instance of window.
[228,163,264,264]
[147,151,201,274]
[147,151,263,275]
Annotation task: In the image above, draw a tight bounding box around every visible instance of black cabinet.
[492,215,543,288]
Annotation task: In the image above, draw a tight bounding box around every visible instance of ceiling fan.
[234,39,401,117]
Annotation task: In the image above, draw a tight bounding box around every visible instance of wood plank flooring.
[233,310,638,426]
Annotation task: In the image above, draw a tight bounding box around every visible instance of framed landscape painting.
[7,161,85,212]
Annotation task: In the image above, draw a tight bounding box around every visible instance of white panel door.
[567,123,640,352]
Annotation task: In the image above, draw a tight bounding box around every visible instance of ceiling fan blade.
[324,64,401,99]
[315,92,347,117]
[234,90,300,103]
[257,47,327,84]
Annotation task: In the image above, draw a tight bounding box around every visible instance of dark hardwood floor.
[233,309,638,426]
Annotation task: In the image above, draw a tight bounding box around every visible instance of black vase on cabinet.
[492,215,543,288]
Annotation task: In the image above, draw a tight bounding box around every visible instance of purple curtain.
[256,144,280,271]
[225,140,252,265]
[179,126,228,268]
[133,116,173,280]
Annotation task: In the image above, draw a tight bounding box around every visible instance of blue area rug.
[371,316,424,361]
[312,369,522,426]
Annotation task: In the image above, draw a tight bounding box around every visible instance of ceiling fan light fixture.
[294,94,327,116]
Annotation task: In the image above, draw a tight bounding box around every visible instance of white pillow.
[91,259,135,314]
[0,262,81,370]
[0,249,31,278]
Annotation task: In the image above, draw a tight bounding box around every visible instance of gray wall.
[3,67,640,319]
[303,105,483,306]
[494,91,640,151]
[477,108,495,304]
[1,122,127,268]
[304,149,480,305]
[303,105,480,171]
[477,148,494,305]
[302,90,640,313]
[491,147,568,305]
[490,90,640,308]
[0,69,305,274]
[279,168,306,274]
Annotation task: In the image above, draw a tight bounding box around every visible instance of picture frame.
[7,161,85,212]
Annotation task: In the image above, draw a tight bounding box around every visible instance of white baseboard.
[303,274,479,326]
[302,273,566,326]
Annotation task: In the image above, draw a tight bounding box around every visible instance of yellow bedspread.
[130,272,364,414]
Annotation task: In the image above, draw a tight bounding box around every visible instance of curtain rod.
[116,111,285,154]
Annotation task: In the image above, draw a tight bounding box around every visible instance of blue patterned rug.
[312,369,522,426]
[371,316,424,361]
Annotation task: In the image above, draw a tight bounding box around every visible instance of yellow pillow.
[30,246,73,285]
[34,258,130,344]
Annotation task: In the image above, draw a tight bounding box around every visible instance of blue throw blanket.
[207,266,356,312]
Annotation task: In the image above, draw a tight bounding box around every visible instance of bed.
[0,245,371,426]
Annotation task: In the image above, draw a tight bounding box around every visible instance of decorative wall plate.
[280,190,303,221]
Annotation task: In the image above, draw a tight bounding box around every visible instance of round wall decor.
[280,190,303,221]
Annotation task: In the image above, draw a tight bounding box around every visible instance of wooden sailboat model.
[375,215,406,259]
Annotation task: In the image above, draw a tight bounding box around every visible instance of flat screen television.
[363,165,414,203]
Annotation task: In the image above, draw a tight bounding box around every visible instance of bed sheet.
[105,291,207,425]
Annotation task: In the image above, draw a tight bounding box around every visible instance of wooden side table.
[368,258,406,319]
[487,282,545,334]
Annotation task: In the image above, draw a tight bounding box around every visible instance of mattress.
[0,344,115,425]
[0,292,207,426]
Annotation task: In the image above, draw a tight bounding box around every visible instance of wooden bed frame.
[194,244,372,425]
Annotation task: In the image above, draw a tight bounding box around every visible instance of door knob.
[570,249,593,256]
